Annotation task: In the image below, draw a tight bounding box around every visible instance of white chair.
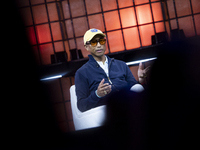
[70,84,144,131]
[70,85,106,131]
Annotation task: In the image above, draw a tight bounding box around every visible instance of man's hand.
[97,79,112,97]
[138,62,150,84]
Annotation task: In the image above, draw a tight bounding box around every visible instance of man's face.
[85,34,106,58]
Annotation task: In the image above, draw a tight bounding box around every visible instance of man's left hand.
[138,62,150,84]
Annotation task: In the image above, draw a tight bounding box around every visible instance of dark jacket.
[75,55,138,112]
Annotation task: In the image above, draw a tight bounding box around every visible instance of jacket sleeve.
[125,63,138,88]
[75,70,101,112]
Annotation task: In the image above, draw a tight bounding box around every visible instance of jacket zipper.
[107,58,119,91]
[108,77,112,84]
[96,57,119,91]
[107,58,114,85]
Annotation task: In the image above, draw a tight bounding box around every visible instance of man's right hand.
[97,78,112,97]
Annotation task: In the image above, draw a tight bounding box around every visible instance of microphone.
[96,64,100,68]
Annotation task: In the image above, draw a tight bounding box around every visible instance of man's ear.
[85,45,89,51]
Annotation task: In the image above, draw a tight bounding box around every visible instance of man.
[75,28,149,112]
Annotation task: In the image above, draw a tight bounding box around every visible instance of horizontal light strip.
[40,75,62,81]
[40,57,156,81]
[126,57,157,66]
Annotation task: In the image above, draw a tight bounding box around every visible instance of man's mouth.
[96,49,103,53]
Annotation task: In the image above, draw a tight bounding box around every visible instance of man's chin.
[95,51,104,56]
[92,53,104,58]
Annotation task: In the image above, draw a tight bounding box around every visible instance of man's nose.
[96,41,101,47]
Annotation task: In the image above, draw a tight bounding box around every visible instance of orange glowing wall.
[16,0,200,66]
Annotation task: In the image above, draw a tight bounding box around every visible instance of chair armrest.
[130,84,144,92]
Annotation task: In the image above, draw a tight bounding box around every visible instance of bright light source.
[126,57,157,66]
[40,75,62,81]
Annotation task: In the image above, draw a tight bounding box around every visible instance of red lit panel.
[155,22,165,33]
[36,24,52,44]
[170,19,178,30]
[63,41,70,61]
[123,28,140,50]
[120,8,136,28]
[101,0,117,11]
[167,0,175,19]
[51,22,62,41]
[139,24,154,46]
[69,0,86,17]
[134,0,149,5]
[194,14,200,35]
[152,3,163,22]
[54,41,64,52]
[65,20,74,38]
[73,17,88,37]
[32,5,48,24]
[192,0,200,14]
[69,39,76,50]
[85,0,101,14]
[118,0,133,8]
[136,4,152,25]
[165,22,171,37]
[175,0,191,17]
[39,43,54,65]
[47,3,59,21]
[53,41,70,61]
[178,16,195,37]
[104,42,110,55]
[104,11,120,31]
[129,65,139,81]
[31,0,44,5]
[76,37,89,58]
[76,37,85,51]
[26,27,37,45]
[107,30,124,53]
[54,41,70,61]
[62,0,70,19]
[88,14,105,32]
[46,0,56,2]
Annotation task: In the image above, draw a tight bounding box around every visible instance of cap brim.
[85,33,106,45]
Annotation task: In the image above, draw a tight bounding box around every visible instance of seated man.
[75,28,148,112]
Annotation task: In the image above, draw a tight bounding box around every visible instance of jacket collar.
[88,55,112,64]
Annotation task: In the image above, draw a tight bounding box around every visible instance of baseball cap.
[83,28,106,45]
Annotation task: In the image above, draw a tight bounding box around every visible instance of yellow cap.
[83,28,106,45]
